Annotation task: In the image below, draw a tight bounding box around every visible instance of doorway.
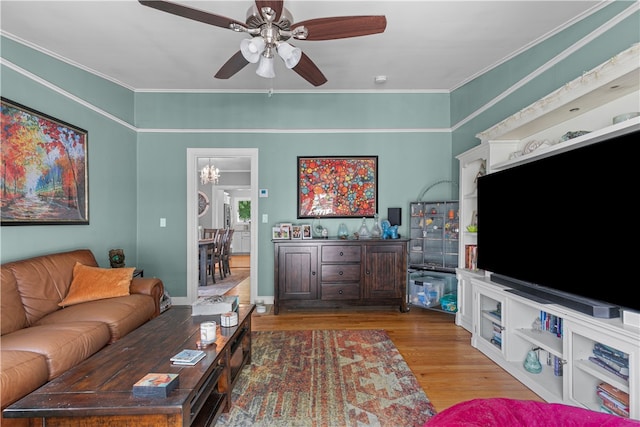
[186,148,258,305]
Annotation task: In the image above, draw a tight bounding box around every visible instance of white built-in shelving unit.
[455,44,640,420]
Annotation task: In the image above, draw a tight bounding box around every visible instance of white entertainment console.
[456,44,640,420]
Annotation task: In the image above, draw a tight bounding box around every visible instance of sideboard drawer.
[321,283,360,300]
[321,264,361,282]
[321,245,361,263]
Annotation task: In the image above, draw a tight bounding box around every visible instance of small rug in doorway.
[198,269,249,296]
[214,329,436,427]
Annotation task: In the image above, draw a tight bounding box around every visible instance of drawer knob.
[339,251,344,256]
[339,271,343,275]
[312,271,316,276]
[339,289,344,294]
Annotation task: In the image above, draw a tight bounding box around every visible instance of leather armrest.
[130,277,164,318]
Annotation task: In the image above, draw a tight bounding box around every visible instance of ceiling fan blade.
[139,0,245,30]
[255,1,284,21]
[214,51,250,79]
[292,16,387,41]
[292,53,327,87]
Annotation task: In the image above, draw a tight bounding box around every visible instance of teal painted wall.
[136,130,453,297]
[2,2,638,299]
[0,66,139,267]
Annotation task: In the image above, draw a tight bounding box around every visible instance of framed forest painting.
[1,98,89,225]
[297,156,377,218]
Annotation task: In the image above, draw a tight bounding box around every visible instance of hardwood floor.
[226,255,543,413]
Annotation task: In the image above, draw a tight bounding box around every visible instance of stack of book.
[539,311,563,338]
[170,349,206,366]
[597,382,630,418]
[490,322,502,348]
[464,245,477,270]
[588,342,629,381]
[132,373,179,398]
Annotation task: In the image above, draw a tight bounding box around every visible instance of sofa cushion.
[0,350,49,410]
[58,263,134,307]
[6,249,98,325]
[38,294,155,342]
[1,268,28,335]
[0,321,110,380]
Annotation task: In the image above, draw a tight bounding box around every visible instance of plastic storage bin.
[409,274,445,308]
[408,270,458,312]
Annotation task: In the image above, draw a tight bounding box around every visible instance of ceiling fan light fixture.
[256,55,276,78]
[240,37,266,63]
[277,42,302,69]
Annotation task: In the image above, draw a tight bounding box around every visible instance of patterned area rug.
[215,330,436,427]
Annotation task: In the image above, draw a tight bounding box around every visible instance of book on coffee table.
[170,349,206,366]
[133,373,179,398]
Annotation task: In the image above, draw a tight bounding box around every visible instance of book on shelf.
[132,373,179,398]
[488,310,501,320]
[588,357,629,381]
[592,353,630,376]
[170,349,206,366]
[593,345,629,369]
[553,355,563,377]
[599,402,629,419]
[594,342,628,361]
[465,245,477,270]
[597,382,630,407]
[597,390,630,417]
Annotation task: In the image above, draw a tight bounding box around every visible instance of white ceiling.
[1,0,605,93]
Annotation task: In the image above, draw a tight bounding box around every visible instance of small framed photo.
[301,224,312,239]
[291,225,302,239]
[280,223,292,239]
[272,227,285,240]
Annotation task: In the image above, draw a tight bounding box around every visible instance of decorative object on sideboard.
[109,249,126,268]
[337,223,349,239]
[357,217,370,239]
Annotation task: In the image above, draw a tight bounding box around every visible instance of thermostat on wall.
[259,189,268,198]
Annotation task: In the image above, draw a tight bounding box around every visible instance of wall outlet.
[262,214,268,223]
[160,218,166,227]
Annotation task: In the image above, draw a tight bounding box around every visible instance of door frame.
[186,148,258,304]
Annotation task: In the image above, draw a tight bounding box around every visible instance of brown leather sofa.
[0,249,164,425]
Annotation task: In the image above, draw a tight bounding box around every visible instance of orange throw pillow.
[59,262,134,307]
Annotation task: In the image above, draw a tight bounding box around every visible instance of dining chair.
[221,229,235,277]
[209,229,225,281]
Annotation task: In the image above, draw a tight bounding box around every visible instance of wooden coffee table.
[3,304,255,427]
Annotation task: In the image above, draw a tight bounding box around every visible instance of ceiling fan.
[138,0,387,86]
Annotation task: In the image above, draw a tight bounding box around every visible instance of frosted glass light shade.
[277,42,302,69]
[240,37,266,63]
[256,56,275,78]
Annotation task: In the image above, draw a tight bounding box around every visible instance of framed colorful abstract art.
[1,98,89,225]
[297,156,377,218]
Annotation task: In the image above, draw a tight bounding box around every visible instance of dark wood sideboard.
[273,238,409,314]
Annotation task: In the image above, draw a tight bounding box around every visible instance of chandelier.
[200,162,220,185]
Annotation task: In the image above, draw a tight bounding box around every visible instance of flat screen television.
[477,124,639,318]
